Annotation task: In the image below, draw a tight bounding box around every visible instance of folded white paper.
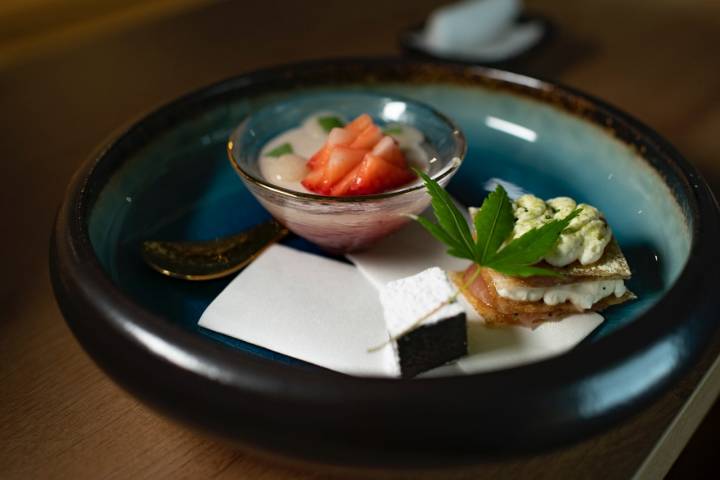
[423,295,602,377]
[347,201,471,290]
[348,219,604,376]
[198,244,398,376]
[200,209,603,378]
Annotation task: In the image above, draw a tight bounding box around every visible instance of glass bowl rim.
[226,93,467,203]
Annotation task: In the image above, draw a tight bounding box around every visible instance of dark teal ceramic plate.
[51,58,720,467]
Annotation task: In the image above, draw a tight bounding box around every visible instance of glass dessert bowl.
[227,92,466,253]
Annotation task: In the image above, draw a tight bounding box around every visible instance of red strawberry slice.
[346,154,416,195]
[301,165,326,192]
[345,114,373,134]
[327,127,356,146]
[350,124,383,150]
[371,136,406,166]
[302,115,415,196]
[329,162,362,196]
[307,127,357,170]
[306,144,330,170]
[320,146,366,191]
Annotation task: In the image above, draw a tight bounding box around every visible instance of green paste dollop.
[511,195,611,267]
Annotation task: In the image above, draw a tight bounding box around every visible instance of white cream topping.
[511,195,612,267]
[494,277,627,310]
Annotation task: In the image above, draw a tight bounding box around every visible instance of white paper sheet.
[200,207,603,378]
[348,219,604,376]
[198,244,398,377]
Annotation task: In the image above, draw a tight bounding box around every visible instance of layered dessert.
[455,195,634,327]
[412,170,634,329]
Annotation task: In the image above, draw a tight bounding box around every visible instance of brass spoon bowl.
[141,219,287,280]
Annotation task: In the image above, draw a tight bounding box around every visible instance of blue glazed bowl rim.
[50,57,720,465]
[227,91,466,202]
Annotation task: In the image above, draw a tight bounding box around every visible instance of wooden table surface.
[2,0,720,478]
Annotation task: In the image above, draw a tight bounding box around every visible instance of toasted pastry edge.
[450,270,635,328]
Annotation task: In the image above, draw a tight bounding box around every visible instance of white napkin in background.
[414,0,545,62]
[426,0,521,49]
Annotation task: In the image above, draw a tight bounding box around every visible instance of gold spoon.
[141,219,288,280]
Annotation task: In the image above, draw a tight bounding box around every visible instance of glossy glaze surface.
[51,59,720,465]
[90,80,687,348]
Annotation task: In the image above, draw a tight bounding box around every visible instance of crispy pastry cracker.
[547,237,631,279]
[451,237,635,327]
[501,237,632,288]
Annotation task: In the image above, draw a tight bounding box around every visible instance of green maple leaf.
[317,116,344,132]
[415,169,579,277]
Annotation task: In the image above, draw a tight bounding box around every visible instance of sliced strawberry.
[329,162,362,196]
[306,144,331,170]
[346,154,416,195]
[301,166,326,192]
[345,114,373,134]
[371,135,406,167]
[307,128,355,170]
[327,127,356,146]
[302,114,415,196]
[349,124,383,150]
[320,146,366,191]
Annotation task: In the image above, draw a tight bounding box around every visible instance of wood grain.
[0,0,216,68]
[2,0,720,478]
